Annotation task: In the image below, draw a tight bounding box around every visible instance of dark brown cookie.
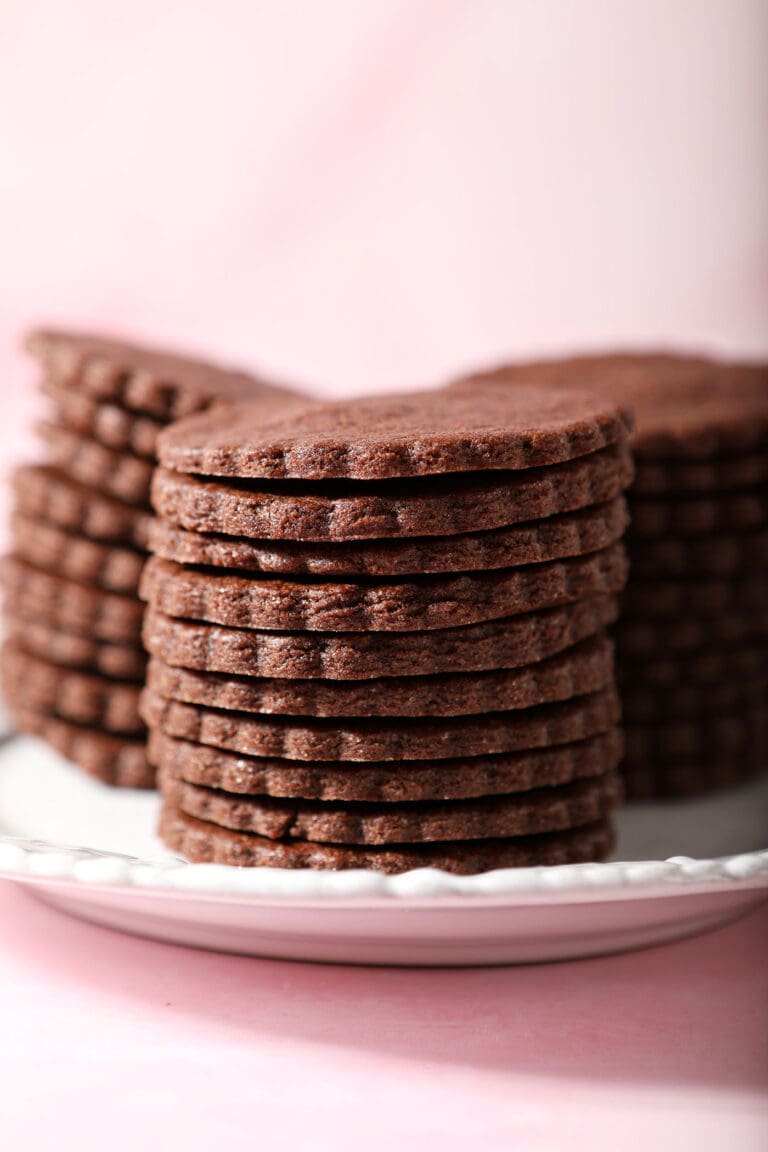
[140,545,628,633]
[10,513,146,595]
[38,421,155,504]
[149,728,624,802]
[151,443,633,541]
[3,614,147,681]
[622,756,764,800]
[140,687,621,762]
[4,695,153,788]
[157,386,633,480]
[13,465,152,549]
[620,645,768,689]
[143,595,619,680]
[147,496,629,577]
[628,528,768,579]
[1,557,145,644]
[159,804,616,871]
[28,328,302,420]
[1,641,143,733]
[628,488,768,538]
[622,677,768,723]
[617,608,768,657]
[633,451,768,496]
[624,701,767,763]
[621,574,767,619]
[145,634,615,718]
[42,379,164,458]
[160,769,622,845]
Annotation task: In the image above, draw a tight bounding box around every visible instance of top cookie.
[26,329,304,421]
[156,388,632,480]
[454,354,768,460]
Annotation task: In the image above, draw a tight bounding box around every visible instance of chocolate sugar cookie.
[617,608,768,658]
[1,641,143,733]
[622,677,767,723]
[143,595,619,680]
[38,421,155,505]
[629,528,768,579]
[149,728,623,802]
[148,496,629,577]
[11,513,146,595]
[13,465,152,549]
[159,804,616,871]
[140,545,627,633]
[151,443,633,541]
[621,574,767,619]
[4,615,147,681]
[620,646,768,689]
[624,700,767,764]
[157,387,632,480]
[160,769,622,845]
[622,756,765,800]
[42,379,164,458]
[140,686,621,762]
[633,451,768,496]
[628,488,768,539]
[145,634,614,718]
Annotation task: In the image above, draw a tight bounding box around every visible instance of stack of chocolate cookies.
[141,388,632,872]
[458,356,768,798]
[1,330,296,787]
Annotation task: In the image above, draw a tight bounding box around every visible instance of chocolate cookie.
[38,421,154,504]
[620,645,768,689]
[42,378,164,458]
[11,513,146,595]
[4,614,147,681]
[149,728,623,802]
[633,451,768,496]
[617,608,768,657]
[624,701,767,763]
[147,496,629,577]
[4,695,153,787]
[145,634,614,718]
[151,443,633,541]
[628,488,768,538]
[140,545,628,633]
[156,387,633,480]
[622,677,768,723]
[13,465,152,549]
[140,686,621,762]
[629,528,768,579]
[143,595,619,680]
[159,804,616,871]
[621,574,767,619]
[1,557,145,644]
[622,756,764,800]
[1,641,143,733]
[160,769,622,845]
[27,328,302,420]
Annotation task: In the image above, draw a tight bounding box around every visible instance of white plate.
[0,736,766,965]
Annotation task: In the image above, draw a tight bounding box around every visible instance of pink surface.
[0,882,765,1150]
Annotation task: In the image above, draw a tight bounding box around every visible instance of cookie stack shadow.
[1,331,295,787]
[141,388,633,873]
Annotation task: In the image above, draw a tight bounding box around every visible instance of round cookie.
[149,728,624,802]
[145,634,614,718]
[622,755,765,800]
[628,488,768,538]
[11,512,146,595]
[621,573,767,619]
[5,695,153,788]
[624,700,767,764]
[143,595,619,680]
[160,769,623,845]
[147,496,629,577]
[140,544,627,633]
[27,328,302,421]
[13,464,152,549]
[42,378,164,458]
[633,450,768,496]
[140,686,621,762]
[619,645,768,689]
[38,421,154,505]
[628,528,768,579]
[1,641,143,733]
[156,387,633,480]
[152,443,633,541]
[617,607,768,658]
[1,557,145,644]
[159,804,617,871]
[622,677,768,723]
[4,614,146,681]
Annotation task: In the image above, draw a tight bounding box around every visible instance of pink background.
[1,2,767,1147]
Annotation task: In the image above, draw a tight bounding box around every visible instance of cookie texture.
[151,444,633,541]
[149,728,624,802]
[38,421,155,504]
[28,328,302,420]
[4,614,146,681]
[148,496,629,577]
[628,488,768,538]
[145,634,614,718]
[42,379,164,458]
[143,595,619,680]
[11,513,146,594]
[140,545,628,633]
[157,387,633,480]
[159,805,616,871]
[140,687,621,762]
[1,641,143,733]
[1,557,144,644]
[160,769,622,845]
[13,465,152,548]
